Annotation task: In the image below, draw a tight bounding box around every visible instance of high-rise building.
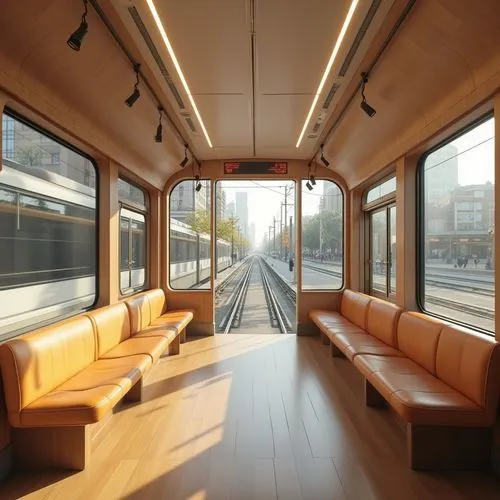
[215,183,227,221]
[170,181,209,222]
[235,192,248,240]
[323,182,342,214]
[226,201,235,218]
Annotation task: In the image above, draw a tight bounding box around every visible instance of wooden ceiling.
[0,0,499,188]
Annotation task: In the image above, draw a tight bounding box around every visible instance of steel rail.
[218,257,254,333]
[258,258,291,334]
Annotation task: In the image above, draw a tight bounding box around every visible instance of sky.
[219,179,341,247]
[426,116,495,186]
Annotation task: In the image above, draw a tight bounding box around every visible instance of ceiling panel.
[195,94,253,150]
[256,0,351,94]
[155,0,251,95]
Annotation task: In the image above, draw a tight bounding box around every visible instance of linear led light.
[145,0,213,148]
[296,0,360,148]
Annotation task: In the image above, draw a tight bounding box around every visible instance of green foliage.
[302,210,342,252]
[16,146,44,166]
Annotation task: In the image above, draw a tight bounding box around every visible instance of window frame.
[416,112,495,336]
[300,178,345,292]
[362,174,397,301]
[168,178,212,291]
[118,176,149,296]
[1,108,99,339]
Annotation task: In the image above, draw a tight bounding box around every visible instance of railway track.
[217,256,295,334]
[303,261,494,319]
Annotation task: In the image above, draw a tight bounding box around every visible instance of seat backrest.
[0,316,96,423]
[340,290,372,330]
[366,299,403,347]
[125,293,151,334]
[436,325,500,422]
[86,303,131,357]
[397,312,444,375]
[144,289,166,321]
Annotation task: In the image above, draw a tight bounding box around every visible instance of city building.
[235,191,248,241]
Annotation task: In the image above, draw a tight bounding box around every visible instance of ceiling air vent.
[338,0,382,77]
[128,6,186,110]
[185,117,197,133]
[322,83,341,110]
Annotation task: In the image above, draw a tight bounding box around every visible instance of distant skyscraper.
[250,223,256,249]
[323,182,342,214]
[235,192,249,240]
[227,201,235,218]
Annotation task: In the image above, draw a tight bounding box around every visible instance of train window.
[0,110,97,339]
[118,178,148,295]
[169,179,211,290]
[363,175,397,299]
[301,180,343,290]
[365,177,396,205]
[419,116,495,333]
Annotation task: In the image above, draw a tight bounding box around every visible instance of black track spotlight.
[309,174,316,186]
[125,64,141,107]
[306,180,313,191]
[195,175,202,192]
[360,72,376,118]
[67,0,89,52]
[179,145,189,168]
[320,145,330,167]
[155,106,163,143]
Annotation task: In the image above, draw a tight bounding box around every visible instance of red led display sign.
[224,161,288,175]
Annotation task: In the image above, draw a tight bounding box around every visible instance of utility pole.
[273,216,277,254]
[268,225,272,256]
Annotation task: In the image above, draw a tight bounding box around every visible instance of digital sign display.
[224,161,288,175]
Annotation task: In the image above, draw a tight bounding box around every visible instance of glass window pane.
[118,177,147,210]
[370,210,387,295]
[169,180,211,289]
[0,111,97,338]
[366,177,396,204]
[301,180,343,290]
[422,116,494,333]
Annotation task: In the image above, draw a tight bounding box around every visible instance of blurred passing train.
[0,160,233,336]
[0,160,96,337]
[169,218,232,289]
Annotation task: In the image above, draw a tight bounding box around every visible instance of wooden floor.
[2,334,500,499]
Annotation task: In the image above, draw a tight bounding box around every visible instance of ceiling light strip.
[145,0,213,148]
[296,0,360,148]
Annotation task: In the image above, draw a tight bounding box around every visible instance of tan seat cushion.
[100,336,168,363]
[310,310,365,340]
[151,310,194,333]
[134,324,177,343]
[340,290,372,330]
[333,333,404,361]
[366,299,402,347]
[20,355,150,427]
[354,355,486,426]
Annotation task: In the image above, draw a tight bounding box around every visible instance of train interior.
[1,0,500,498]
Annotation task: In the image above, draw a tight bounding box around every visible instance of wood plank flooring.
[1,334,500,499]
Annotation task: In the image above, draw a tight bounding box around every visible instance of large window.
[0,111,97,338]
[301,180,343,289]
[169,179,211,290]
[119,178,147,294]
[420,116,495,333]
[364,177,396,299]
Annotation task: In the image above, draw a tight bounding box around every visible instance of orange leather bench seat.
[310,290,404,359]
[354,314,500,427]
[310,290,500,428]
[0,289,193,429]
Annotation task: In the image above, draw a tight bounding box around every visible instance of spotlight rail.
[79,0,200,164]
